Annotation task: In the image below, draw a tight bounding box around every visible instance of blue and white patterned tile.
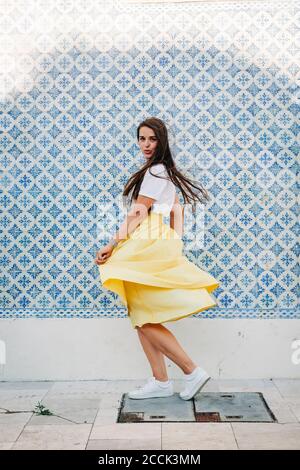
[0,0,299,319]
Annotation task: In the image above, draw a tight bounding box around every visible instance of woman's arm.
[170,193,184,237]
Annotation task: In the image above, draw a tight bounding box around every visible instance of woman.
[95,117,220,400]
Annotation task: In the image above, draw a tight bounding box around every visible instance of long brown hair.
[123,117,210,211]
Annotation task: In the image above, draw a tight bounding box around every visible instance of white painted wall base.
[0,318,299,381]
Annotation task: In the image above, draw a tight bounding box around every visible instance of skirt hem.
[130,301,218,329]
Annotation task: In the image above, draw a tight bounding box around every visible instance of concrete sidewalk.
[0,378,299,450]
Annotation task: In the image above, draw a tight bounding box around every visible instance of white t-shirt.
[138,163,176,216]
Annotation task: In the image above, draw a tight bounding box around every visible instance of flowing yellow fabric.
[99,211,220,329]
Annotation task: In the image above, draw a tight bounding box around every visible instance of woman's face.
[138,126,158,160]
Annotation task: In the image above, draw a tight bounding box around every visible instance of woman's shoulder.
[147,163,166,175]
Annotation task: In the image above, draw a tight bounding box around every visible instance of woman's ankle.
[183,364,198,375]
[154,375,169,382]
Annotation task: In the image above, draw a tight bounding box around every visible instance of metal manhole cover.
[117,392,276,423]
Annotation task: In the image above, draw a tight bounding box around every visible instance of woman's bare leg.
[139,323,197,374]
[136,327,169,381]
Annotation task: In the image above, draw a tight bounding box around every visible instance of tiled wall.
[0,1,299,319]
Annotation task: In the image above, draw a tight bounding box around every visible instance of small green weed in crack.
[34,401,53,416]
[33,401,79,423]
[0,402,81,424]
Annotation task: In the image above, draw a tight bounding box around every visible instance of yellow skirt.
[99,212,220,329]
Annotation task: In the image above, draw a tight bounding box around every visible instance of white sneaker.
[128,377,174,399]
[179,366,211,400]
